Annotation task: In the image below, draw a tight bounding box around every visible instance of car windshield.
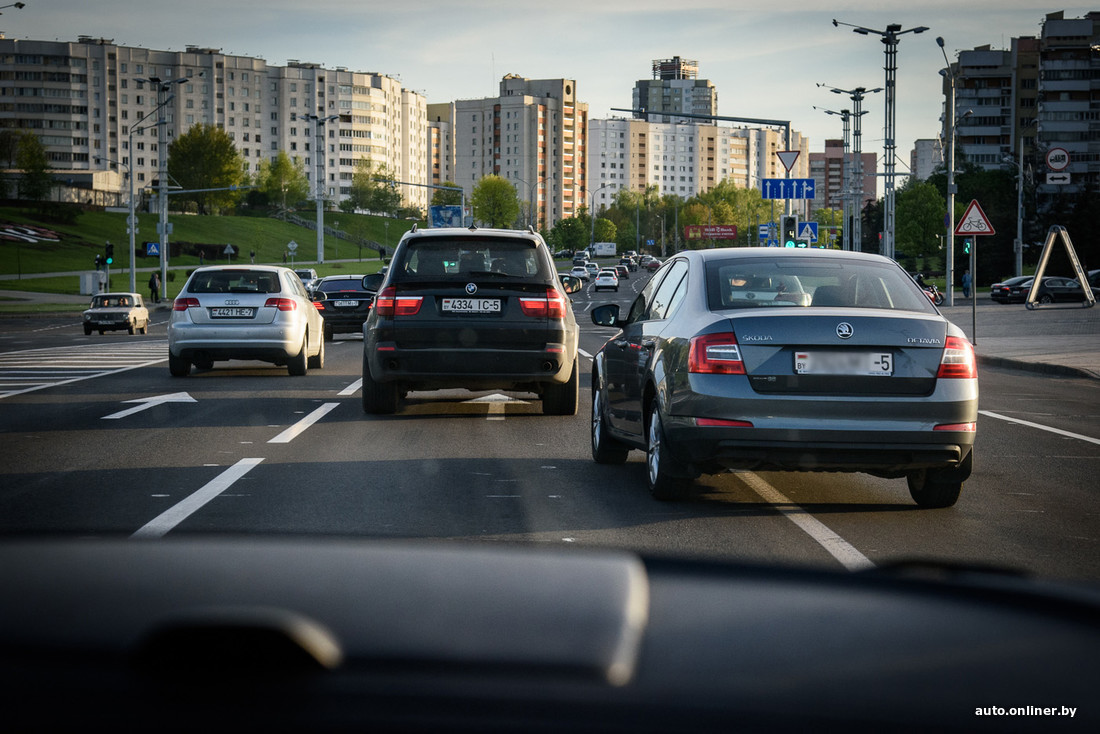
[706,256,937,312]
[186,270,282,294]
[91,296,130,308]
[393,237,547,281]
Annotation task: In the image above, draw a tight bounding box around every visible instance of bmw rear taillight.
[313,300,325,310]
[264,298,298,311]
[519,288,567,319]
[173,297,200,311]
[374,286,422,317]
[688,332,745,375]
[936,336,976,379]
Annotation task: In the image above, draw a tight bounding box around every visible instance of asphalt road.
[1,272,1097,586]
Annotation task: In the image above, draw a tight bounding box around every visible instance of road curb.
[976,354,1099,381]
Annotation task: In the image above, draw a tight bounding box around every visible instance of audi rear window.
[706,257,937,313]
[393,238,549,282]
[186,270,282,294]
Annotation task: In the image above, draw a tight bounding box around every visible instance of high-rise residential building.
[939,11,1099,195]
[0,37,428,210]
[426,102,453,193]
[809,139,877,214]
[590,117,809,206]
[909,139,943,182]
[632,57,717,125]
[452,75,587,227]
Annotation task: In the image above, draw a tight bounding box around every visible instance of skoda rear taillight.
[374,286,422,318]
[688,332,745,375]
[173,297,200,312]
[936,336,977,379]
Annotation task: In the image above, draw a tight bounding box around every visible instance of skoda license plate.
[795,351,893,376]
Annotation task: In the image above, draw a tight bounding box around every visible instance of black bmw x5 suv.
[362,225,583,415]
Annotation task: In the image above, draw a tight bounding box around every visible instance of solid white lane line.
[738,472,875,572]
[268,402,340,443]
[131,458,264,539]
[979,410,1100,446]
[338,378,362,396]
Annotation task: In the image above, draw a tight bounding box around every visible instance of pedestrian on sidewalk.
[962,269,972,299]
[148,272,160,304]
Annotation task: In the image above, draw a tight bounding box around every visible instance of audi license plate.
[795,350,893,376]
[442,298,500,314]
[209,307,256,318]
[333,300,358,307]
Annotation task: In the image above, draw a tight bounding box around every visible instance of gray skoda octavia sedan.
[590,248,977,507]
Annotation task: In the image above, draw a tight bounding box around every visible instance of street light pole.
[816,106,852,250]
[834,20,928,261]
[139,76,187,301]
[306,114,338,264]
[819,85,879,252]
[589,183,610,246]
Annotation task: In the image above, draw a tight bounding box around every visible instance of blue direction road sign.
[761,178,817,200]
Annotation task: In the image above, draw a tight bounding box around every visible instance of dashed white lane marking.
[268,402,340,443]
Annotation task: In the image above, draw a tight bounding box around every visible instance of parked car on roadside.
[82,292,150,335]
[168,265,326,376]
[990,275,1033,303]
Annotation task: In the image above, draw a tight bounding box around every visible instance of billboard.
[684,225,738,241]
[429,205,464,228]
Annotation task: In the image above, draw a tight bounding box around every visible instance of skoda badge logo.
[465,283,478,295]
[836,322,854,339]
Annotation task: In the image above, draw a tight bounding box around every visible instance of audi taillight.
[688,332,745,375]
[936,336,976,379]
[374,286,422,318]
[264,298,297,311]
[519,288,567,319]
[173,297,200,312]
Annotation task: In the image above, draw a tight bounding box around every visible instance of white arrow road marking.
[102,391,197,420]
[465,392,530,421]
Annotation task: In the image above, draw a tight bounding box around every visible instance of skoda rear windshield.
[705,256,937,313]
[392,238,549,282]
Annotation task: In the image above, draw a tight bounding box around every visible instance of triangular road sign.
[777,151,800,172]
[954,199,995,236]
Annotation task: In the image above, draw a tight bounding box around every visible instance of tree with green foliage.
[471,175,519,228]
[593,218,616,243]
[167,123,244,214]
[550,216,589,252]
[342,159,402,216]
[895,180,947,264]
[431,180,463,206]
[16,132,52,204]
[256,151,310,211]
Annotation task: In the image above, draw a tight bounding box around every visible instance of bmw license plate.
[209,307,256,318]
[795,351,893,376]
[442,298,500,314]
[334,300,358,307]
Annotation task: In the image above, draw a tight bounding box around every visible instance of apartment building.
[809,139,877,214]
[631,57,717,125]
[0,36,428,209]
[590,117,809,208]
[451,75,587,227]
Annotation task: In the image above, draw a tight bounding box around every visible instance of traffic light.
[105,243,114,265]
[781,215,798,248]
[94,254,103,270]
[963,238,972,255]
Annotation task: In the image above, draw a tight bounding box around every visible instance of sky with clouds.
[4,1,1091,187]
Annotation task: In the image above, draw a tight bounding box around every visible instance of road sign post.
[954,200,995,345]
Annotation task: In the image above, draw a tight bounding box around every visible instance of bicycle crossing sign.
[954,199,995,236]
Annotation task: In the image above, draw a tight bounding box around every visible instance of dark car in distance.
[589,248,977,507]
[313,273,383,340]
[362,225,583,415]
[990,275,1033,303]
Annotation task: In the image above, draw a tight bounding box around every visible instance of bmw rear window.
[392,237,549,282]
[706,257,937,313]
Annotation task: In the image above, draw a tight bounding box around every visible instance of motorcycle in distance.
[923,282,945,306]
